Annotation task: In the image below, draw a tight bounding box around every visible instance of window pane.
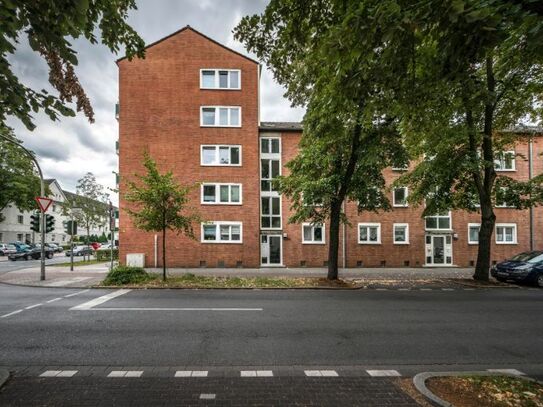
[271,197,280,215]
[504,153,514,169]
[230,147,240,164]
[271,160,280,178]
[261,217,270,228]
[369,227,378,242]
[469,226,479,242]
[219,147,230,164]
[314,226,323,241]
[261,139,269,154]
[505,227,513,241]
[230,108,240,126]
[231,186,240,202]
[438,217,450,229]
[303,226,312,241]
[261,197,270,215]
[261,180,270,191]
[394,226,405,242]
[426,217,437,229]
[360,227,368,241]
[220,225,230,240]
[202,147,216,164]
[203,225,216,240]
[219,108,228,125]
[220,185,229,202]
[394,188,406,205]
[202,108,215,125]
[497,227,504,241]
[271,139,280,154]
[271,217,281,228]
[219,71,228,88]
[261,159,270,178]
[202,70,215,88]
[231,225,240,241]
[230,71,239,88]
[203,185,215,202]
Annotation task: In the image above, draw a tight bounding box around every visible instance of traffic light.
[64,220,77,235]
[30,212,40,233]
[45,214,55,233]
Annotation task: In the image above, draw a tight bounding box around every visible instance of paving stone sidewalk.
[0,376,419,406]
[0,264,109,288]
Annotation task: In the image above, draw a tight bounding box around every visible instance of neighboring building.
[117,26,543,268]
[0,179,115,245]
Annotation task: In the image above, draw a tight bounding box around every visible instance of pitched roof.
[62,190,117,210]
[116,25,259,65]
[259,121,303,132]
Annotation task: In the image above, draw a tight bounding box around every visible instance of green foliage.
[96,249,119,261]
[124,153,201,237]
[0,126,43,221]
[0,0,145,129]
[103,266,151,285]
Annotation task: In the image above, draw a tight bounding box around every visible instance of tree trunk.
[162,227,166,281]
[474,204,495,281]
[327,201,342,280]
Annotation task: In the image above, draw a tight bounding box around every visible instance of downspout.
[154,234,158,268]
[528,137,534,251]
[342,200,346,270]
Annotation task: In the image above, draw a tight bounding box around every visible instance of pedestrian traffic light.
[65,220,77,235]
[45,214,55,233]
[30,212,40,233]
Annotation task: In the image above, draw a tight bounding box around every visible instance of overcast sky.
[7,0,304,204]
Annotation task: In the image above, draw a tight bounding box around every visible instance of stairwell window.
[201,222,242,243]
[358,223,381,244]
[200,69,241,90]
[201,145,241,166]
[201,106,241,127]
[302,223,325,244]
[393,187,408,207]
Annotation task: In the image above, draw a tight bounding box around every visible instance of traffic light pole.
[0,134,46,280]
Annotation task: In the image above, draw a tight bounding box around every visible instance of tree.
[124,153,201,281]
[1,0,145,129]
[392,0,543,280]
[0,126,43,222]
[69,173,109,260]
[235,0,408,279]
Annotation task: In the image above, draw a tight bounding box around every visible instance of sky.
[7,0,305,205]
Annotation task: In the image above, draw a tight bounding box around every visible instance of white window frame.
[200,69,241,90]
[17,215,24,224]
[200,145,242,166]
[200,106,241,127]
[201,221,243,244]
[494,150,516,171]
[392,187,409,207]
[302,223,325,245]
[260,137,281,156]
[201,183,242,205]
[468,223,480,245]
[358,223,381,244]
[425,212,452,231]
[495,187,514,208]
[260,195,282,230]
[495,223,517,245]
[393,223,409,244]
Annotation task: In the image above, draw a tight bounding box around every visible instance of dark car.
[65,245,94,257]
[491,251,543,287]
[45,243,63,253]
[8,244,54,261]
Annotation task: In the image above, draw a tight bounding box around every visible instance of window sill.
[302,242,326,245]
[393,242,410,245]
[200,87,241,91]
[201,240,243,244]
[201,202,243,206]
[200,125,242,128]
[358,242,381,245]
[495,241,517,245]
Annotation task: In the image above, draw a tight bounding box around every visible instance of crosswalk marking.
[40,370,78,377]
[175,370,208,377]
[241,370,273,377]
[107,370,143,378]
[304,370,338,377]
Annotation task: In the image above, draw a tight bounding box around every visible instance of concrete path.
[0,263,109,287]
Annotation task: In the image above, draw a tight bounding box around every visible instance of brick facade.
[118,26,543,269]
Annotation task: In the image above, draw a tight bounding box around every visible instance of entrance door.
[425,235,452,265]
[261,234,282,266]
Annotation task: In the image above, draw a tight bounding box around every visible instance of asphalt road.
[0,253,87,273]
[0,284,541,373]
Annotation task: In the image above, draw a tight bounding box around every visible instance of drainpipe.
[528,137,534,251]
[342,200,346,270]
[154,234,158,268]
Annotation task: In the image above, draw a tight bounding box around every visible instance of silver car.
[0,243,17,256]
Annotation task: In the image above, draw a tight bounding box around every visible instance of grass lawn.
[101,272,356,289]
[54,259,108,267]
[426,376,543,407]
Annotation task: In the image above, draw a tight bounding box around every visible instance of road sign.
[35,196,53,213]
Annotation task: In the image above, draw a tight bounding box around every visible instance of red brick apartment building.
[118,26,543,269]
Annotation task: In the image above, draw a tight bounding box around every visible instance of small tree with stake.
[124,153,201,281]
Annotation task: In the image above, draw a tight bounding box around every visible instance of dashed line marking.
[175,371,208,377]
[0,309,23,318]
[419,288,432,291]
[46,298,62,303]
[25,303,43,310]
[463,288,476,291]
[375,288,388,291]
[366,369,401,377]
[398,288,410,291]
[441,288,454,291]
[304,370,338,377]
[241,370,273,377]
[40,370,78,377]
[487,369,525,376]
[64,289,90,298]
[107,370,143,378]
[200,394,216,400]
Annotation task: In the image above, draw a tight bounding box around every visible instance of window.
[200,106,241,127]
[261,196,281,229]
[302,223,325,244]
[200,69,241,90]
[260,138,280,154]
[495,187,514,208]
[201,222,242,243]
[201,183,242,204]
[496,223,517,244]
[17,215,24,224]
[425,212,451,230]
[51,234,55,241]
[494,151,515,171]
[393,187,408,207]
[52,204,57,213]
[392,162,409,171]
[200,145,241,166]
[261,159,280,192]
[468,223,480,244]
[17,234,23,241]
[358,223,381,244]
[393,224,409,244]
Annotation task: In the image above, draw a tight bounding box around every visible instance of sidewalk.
[0,263,475,288]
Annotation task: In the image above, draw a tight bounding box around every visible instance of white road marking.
[25,303,43,310]
[200,394,216,400]
[85,307,263,312]
[40,370,78,377]
[240,370,273,377]
[175,370,208,377]
[0,309,23,318]
[304,370,338,377]
[442,288,454,291]
[40,370,62,377]
[64,289,90,298]
[45,277,92,287]
[107,370,143,378]
[398,288,410,291]
[70,289,131,310]
[419,288,432,291]
[46,298,62,303]
[464,288,476,291]
[366,369,401,377]
[375,288,388,291]
[487,369,525,376]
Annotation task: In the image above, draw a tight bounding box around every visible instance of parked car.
[90,242,101,250]
[97,243,117,251]
[65,245,94,257]
[491,251,543,287]
[0,243,17,256]
[45,243,63,253]
[10,242,31,252]
[8,244,54,261]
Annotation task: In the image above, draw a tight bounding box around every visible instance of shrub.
[103,266,152,285]
[96,249,119,261]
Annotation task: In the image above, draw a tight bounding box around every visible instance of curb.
[413,371,543,407]
[0,369,9,389]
